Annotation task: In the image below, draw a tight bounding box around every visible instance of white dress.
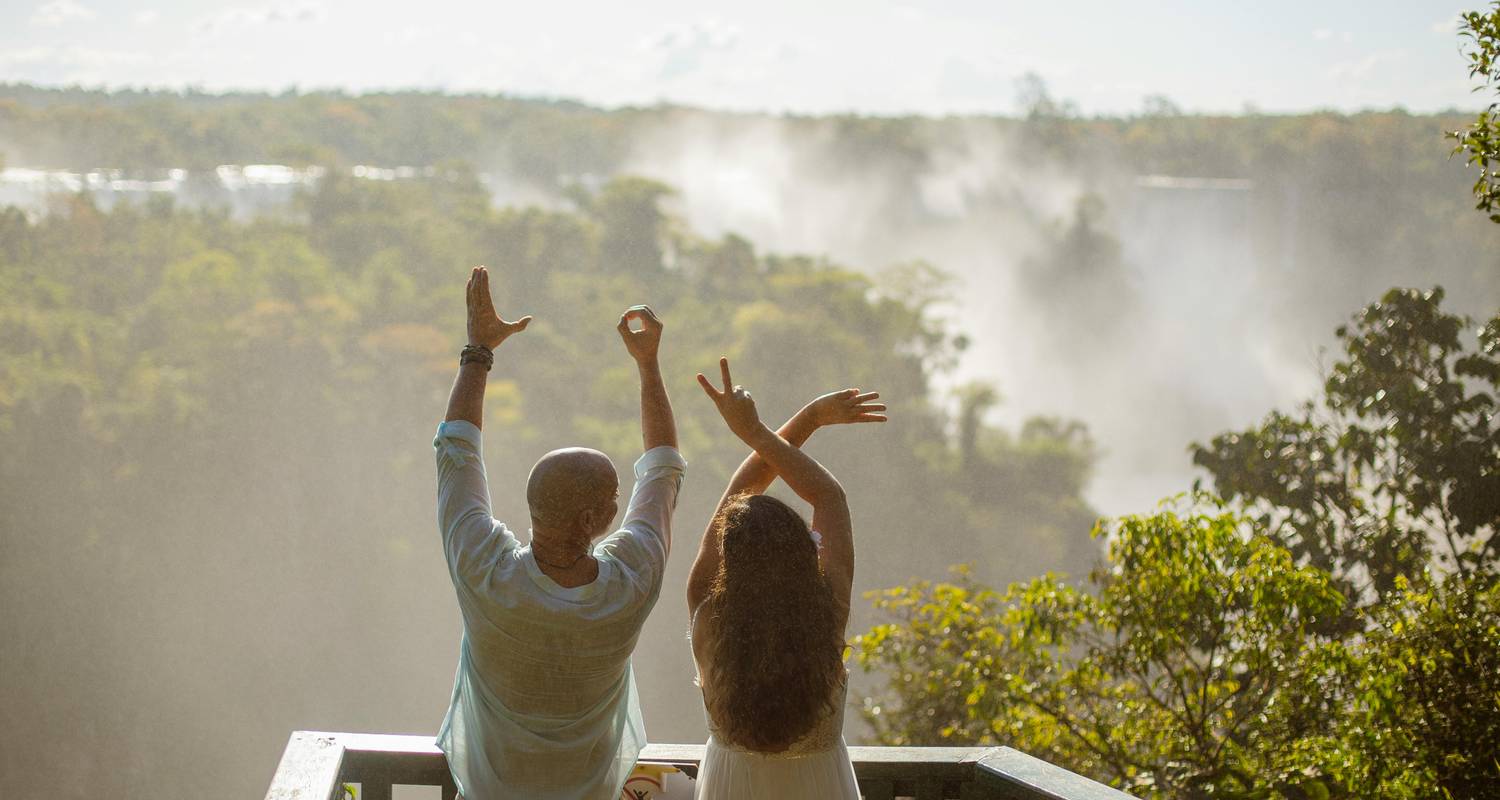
[692,672,860,799]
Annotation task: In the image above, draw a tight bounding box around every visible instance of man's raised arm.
[605,305,685,574]
[444,266,532,428]
[436,266,531,579]
[617,305,677,452]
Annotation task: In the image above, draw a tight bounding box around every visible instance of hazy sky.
[0,0,1488,115]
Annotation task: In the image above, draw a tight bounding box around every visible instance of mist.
[616,109,1489,513]
[2,89,1498,800]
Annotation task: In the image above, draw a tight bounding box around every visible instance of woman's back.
[691,610,859,799]
[683,371,885,799]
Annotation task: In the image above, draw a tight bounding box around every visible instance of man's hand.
[803,388,888,427]
[617,305,664,363]
[467,266,532,350]
[697,357,766,443]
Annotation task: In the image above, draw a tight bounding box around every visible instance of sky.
[0,0,1489,116]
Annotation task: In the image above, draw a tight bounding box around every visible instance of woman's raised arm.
[688,359,876,613]
[685,388,885,610]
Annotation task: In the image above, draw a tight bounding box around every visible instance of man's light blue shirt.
[433,421,686,799]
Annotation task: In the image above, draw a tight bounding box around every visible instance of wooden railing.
[264,731,1136,800]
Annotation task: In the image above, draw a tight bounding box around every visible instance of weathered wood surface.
[265,732,1137,800]
[638,742,985,796]
[976,747,1137,800]
[263,732,345,800]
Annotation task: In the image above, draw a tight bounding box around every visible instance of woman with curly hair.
[687,357,886,798]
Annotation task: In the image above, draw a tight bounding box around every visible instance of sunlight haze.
[1,0,1485,115]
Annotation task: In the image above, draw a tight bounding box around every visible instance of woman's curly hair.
[701,493,845,752]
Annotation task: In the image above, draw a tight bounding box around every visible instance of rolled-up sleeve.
[434,420,518,583]
[599,446,687,594]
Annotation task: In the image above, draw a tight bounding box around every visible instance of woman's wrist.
[738,421,778,449]
[784,408,822,442]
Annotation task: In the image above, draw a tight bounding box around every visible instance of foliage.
[858,288,1500,799]
[0,170,1097,800]
[857,506,1500,799]
[2,83,1496,312]
[1290,572,1500,798]
[856,503,1347,798]
[1192,288,1500,600]
[1451,2,1500,222]
[4,82,1497,800]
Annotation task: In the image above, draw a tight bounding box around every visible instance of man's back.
[435,275,682,799]
[458,542,649,715]
[434,423,685,799]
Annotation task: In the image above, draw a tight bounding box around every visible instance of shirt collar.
[521,544,609,602]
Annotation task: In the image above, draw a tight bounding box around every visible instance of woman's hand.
[696,357,766,443]
[803,388,887,427]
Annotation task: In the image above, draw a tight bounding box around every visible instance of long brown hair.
[701,493,845,752]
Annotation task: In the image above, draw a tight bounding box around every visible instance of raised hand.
[696,357,765,443]
[617,305,664,363]
[804,388,887,427]
[467,266,532,350]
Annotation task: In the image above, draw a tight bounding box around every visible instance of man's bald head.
[526,447,619,534]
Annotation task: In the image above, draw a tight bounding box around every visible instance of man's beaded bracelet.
[459,344,494,371]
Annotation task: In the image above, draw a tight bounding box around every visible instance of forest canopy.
[3,77,1499,800]
[0,167,1096,800]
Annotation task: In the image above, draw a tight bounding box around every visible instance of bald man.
[432,266,685,799]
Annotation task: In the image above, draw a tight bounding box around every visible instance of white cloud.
[1431,15,1462,34]
[892,5,928,23]
[640,20,742,53]
[0,45,152,85]
[134,9,160,25]
[1329,54,1379,80]
[1314,29,1353,43]
[1328,49,1405,81]
[30,0,95,27]
[384,25,436,44]
[197,1,327,34]
[638,19,744,81]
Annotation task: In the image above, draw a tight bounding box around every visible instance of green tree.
[1451,2,1500,222]
[1291,572,1500,797]
[856,502,1346,798]
[577,175,675,275]
[0,167,1101,800]
[857,288,1500,799]
[1192,288,1500,599]
[856,508,1500,800]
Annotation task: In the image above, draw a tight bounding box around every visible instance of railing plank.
[267,732,1139,800]
[975,748,1135,800]
[264,732,346,800]
[848,746,982,782]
